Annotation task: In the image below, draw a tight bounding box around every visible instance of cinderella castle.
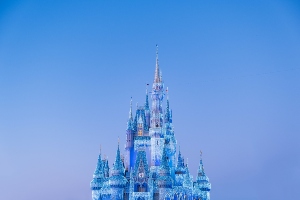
[90,48,211,200]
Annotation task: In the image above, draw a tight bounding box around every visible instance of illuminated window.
[138,130,142,136]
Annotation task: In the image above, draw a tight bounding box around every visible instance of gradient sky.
[0,1,300,200]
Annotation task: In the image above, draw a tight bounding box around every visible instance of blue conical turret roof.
[175,148,186,174]
[112,144,124,176]
[195,157,211,192]
[109,143,127,188]
[90,152,105,190]
[157,143,173,189]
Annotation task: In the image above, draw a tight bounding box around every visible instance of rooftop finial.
[118,137,120,146]
[154,44,160,83]
[166,87,169,99]
[200,150,203,159]
[146,83,149,94]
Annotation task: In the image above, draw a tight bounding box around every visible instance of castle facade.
[90,49,211,200]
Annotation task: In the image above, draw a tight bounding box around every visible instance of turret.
[126,98,135,170]
[163,94,176,177]
[193,152,211,200]
[109,143,127,200]
[126,98,134,133]
[90,147,106,200]
[157,143,173,200]
[174,147,186,186]
[183,163,193,190]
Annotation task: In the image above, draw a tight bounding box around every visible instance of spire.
[177,147,184,168]
[112,142,124,176]
[93,150,103,177]
[159,143,170,175]
[157,142,173,189]
[154,44,161,83]
[165,99,171,123]
[90,148,105,190]
[166,86,169,100]
[127,98,134,131]
[129,97,133,119]
[175,145,185,175]
[195,150,211,192]
[198,150,206,177]
[109,143,128,189]
[144,84,149,110]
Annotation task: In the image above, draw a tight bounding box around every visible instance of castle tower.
[183,163,193,198]
[125,98,135,170]
[157,144,173,200]
[90,149,105,200]
[149,45,165,166]
[109,143,128,200]
[174,148,186,186]
[193,153,211,200]
[164,96,176,178]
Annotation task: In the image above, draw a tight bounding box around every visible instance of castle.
[90,48,211,200]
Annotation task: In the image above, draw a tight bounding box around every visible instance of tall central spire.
[154,44,161,83]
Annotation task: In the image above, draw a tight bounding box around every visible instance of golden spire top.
[154,44,161,83]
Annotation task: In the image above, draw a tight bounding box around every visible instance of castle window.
[138,130,142,136]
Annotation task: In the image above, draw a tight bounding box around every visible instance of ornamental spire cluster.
[90,47,211,200]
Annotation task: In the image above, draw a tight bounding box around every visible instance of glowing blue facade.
[90,49,211,200]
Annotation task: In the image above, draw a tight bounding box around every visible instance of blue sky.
[0,1,300,200]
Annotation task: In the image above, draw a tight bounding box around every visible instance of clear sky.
[0,1,299,200]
